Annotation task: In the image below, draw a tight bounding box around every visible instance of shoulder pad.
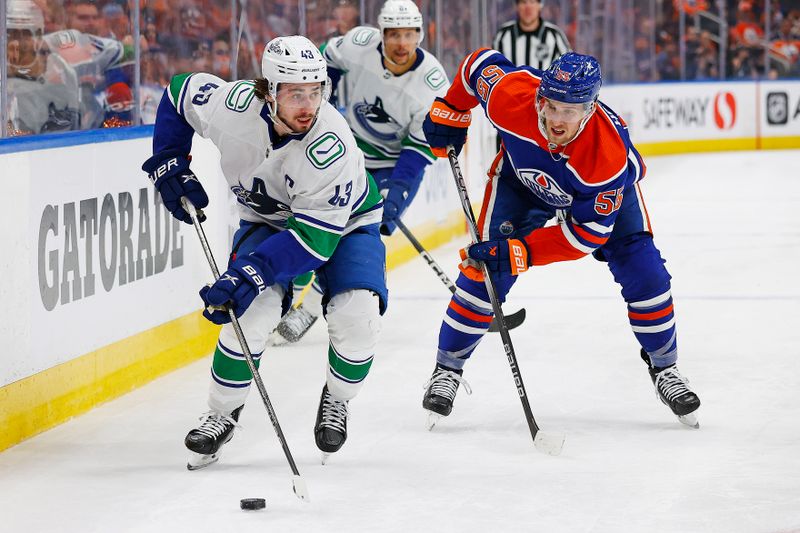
[564,107,629,187]
[346,26,380,47]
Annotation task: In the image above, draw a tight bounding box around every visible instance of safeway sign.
[713,91,737,130]
[599,83,756,143]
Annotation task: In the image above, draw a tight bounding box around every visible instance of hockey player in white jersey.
[270,0,449,346]
[6,0,80,135]
[142,36,387,468]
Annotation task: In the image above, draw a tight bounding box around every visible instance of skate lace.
[424,369,472,401]
[320,391,349,434]
[279,304,317,334]
[195,411,241,439]
[654,367,692,402]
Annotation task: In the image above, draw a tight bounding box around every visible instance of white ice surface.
[2,150,800,533]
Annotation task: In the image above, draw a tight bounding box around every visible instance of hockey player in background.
[420,50,701,428]
[142,36,387,468]
[269,0,449,346]
[5,0,136,134]
[6,0,80,135]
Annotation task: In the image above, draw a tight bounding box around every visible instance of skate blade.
[320,452,332,465]
[678,412,700,429]
[426,412,442,431]
[533,430,566,456]
[267,330,290,347]
[186,451,221,470]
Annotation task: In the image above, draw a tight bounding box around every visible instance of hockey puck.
[240,498,266,511]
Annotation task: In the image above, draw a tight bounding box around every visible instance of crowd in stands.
[4,0,799,137]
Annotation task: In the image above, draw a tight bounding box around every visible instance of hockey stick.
[394,218,526,332]
[181,198,310,501]
[444,147,565,456]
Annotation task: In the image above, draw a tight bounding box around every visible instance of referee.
[492,0,571,71]
[492,0,570,150]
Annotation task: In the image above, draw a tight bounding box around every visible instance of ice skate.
[642,351,700,428]
[422,364,472,429]
[185,406,243,470]
[268,303,319,346]
[314,385,349,463]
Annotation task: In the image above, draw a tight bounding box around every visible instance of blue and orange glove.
[142,149,208,224]
[423,97,471,158]
[460,238,530,277]
[199,255,275,324]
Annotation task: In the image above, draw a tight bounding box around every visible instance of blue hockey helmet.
[538,52,602,105]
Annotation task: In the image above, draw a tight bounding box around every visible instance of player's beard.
[289,112,317,133]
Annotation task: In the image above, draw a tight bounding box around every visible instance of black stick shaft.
[445,147,542,441]
[395,218,457,294]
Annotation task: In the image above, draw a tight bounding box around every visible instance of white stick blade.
[533,431,566,456]
[292,475,310,503]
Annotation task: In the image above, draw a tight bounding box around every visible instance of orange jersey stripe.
[629,304,674,321]
[477,150,504,237]
[572,224,609,246]
[449,300,493,323]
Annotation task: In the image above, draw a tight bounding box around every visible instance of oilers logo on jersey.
[353,97,401,142]
[518,169,572,207]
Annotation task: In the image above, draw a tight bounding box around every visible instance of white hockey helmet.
[260,35,330,127]
[6,0,45,70]
[6,0,45,32]
[378,0,424,44]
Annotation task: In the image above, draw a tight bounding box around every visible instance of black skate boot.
[269,304,319,346]
[641,349,701,428]
[422,364,472,429]
[185,405,243,470]
[314,385,349,462]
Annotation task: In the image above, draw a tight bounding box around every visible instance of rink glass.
[2,0,798,138]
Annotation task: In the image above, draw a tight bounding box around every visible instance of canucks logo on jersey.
[231,178,293,222]
[353,96,401,142]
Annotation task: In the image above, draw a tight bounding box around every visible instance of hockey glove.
[142,149,208,224]
[199,255,275,325]
[380,180,410,236]
[423,97,471,158]
[461,238,530,276]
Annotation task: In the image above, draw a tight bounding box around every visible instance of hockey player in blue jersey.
[420,49,701,428]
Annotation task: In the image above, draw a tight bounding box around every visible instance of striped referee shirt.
[492,19,571,69]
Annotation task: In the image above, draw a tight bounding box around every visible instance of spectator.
[211,34,232,80]
[66,0,101,35]
[329,1,360,39]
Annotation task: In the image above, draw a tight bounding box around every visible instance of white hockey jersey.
[159,72,383,265]
[7,53,80,135]
[321,26,449,169]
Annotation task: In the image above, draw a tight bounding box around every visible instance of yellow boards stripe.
[0,214,466,452]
